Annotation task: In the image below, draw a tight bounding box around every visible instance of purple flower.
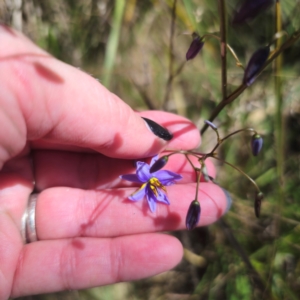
[186,33,204,61]
[232,0,274,25]
[120,155,182,212]
[186,200,201,230]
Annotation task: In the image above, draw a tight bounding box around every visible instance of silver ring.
[22,193,39,243]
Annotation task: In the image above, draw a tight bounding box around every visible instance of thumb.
[0,25,200,166]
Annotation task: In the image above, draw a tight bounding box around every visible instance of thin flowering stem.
[188,129,257,159]
[187,150,212,157]
[202,34,244,69]
[201,84,247,134]
[221,128,256,142]
[184,153,198,178]
[194,168,201,201]
[212,156,261,193]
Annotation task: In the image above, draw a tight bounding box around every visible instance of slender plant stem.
[131,80,157,110]
[265,0,285,297]
[221,128,255,142]
[163,0,177,110]
[184,153,198,179]
[212,156,261,192]
[218,0,227,101]
[274,0,284,211]
[203,34,244,68]
[102,0,125,87]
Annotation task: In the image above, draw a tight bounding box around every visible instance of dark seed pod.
[254,192,264,218]
[232,0,274,25]
[186,200,201,230]
[243,46,270,86]
[150,156,169,173]
[251,134,263,156]
[186,33,204,61]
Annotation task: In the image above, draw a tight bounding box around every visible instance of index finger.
[0,26,200,166]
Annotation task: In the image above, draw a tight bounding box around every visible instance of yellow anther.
[149,177,166,192]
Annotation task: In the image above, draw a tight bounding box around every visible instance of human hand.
[0,25,231,299]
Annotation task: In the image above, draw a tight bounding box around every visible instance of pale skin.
[0,25,229,299]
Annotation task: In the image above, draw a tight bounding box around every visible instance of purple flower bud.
[243,46,270,86]
[186,33,204,61]
[149,156,169,173]
[251,134,263,156]
[204,120,218,130]
[254,192,264,218]
[186,200,201,230]
[232,0,274,25]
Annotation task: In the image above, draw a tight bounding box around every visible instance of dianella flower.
[120,155,182,212]
[243,46,270,86]
[232,0,274,25]
[186,33,205,61]
[186,200,201,230]
[251,133,263,156]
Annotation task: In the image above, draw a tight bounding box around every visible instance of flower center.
[149,177,166,197]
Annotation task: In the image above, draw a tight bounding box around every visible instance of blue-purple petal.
[120,174,143,183]
[129,185,146,201]
[146,187,157,212]
[136,161,151,182]
[155,170,183,185]
[155,189,170,205]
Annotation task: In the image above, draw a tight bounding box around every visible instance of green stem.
[212,156,261,192]
[102,0,125,88]
[202,34,244,69]
[274,0,284,198]
[221,128,255,142]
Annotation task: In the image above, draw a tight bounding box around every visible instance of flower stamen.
[149,177,167,193]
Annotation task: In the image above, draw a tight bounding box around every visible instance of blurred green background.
[2,0,300,299]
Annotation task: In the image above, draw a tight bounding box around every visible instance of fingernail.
[221,188,232,214]
[142,117,173,141]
